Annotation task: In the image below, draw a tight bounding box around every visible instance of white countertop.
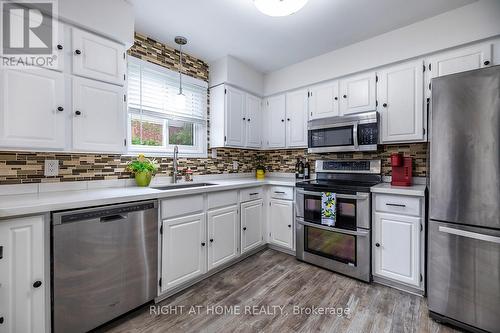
[371,183,426,197]
[0,177,296,218]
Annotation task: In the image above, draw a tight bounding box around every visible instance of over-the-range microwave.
[307,112,378,153]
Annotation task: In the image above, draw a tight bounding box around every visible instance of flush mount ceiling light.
[254,0,308,17]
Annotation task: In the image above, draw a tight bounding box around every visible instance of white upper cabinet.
[72,28,126,86]
[207,205,239,270]
[269,199,294,250]
[378,60,425,143]
[340,71,377,115]
[0,216,47,333]
[72,77,125,152]
[224,86,246,147]
[285,89,308,148]
[266,94,286,148]
[245,94,262,148]
[0,68,66,149]
[161,213,206,293]
[427,43,492,78]
[210,85,262,149]
[308,81,339,120]
[373,212,421,287]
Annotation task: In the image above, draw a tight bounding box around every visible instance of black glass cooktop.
[296,179,381,194]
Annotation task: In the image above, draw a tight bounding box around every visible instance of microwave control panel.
[358,123,378,145]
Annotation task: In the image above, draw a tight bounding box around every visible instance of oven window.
[336,199,357,230]
[305,226,356,265]
[304,194,321,222]
[309,125,353,148]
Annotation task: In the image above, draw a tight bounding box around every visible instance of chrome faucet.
[172,145,182,183]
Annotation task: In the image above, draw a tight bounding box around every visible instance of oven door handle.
[296,189,369,201]
[296,218,369,237]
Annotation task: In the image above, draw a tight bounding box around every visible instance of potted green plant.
[126,154,159,187]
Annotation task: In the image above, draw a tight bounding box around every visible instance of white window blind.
[126,57,208,156]
[127,59,207,123]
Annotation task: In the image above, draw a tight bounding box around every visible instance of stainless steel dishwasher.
[52,200,158,333]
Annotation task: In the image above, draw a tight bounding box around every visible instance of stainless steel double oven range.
[295,160,381,282]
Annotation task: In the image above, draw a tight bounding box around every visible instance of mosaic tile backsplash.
[0,144,427,185]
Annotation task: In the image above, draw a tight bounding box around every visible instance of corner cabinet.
[378,60,426,143]
[209,84,262,149]
[0,215,48,333]
[372,192,425,293]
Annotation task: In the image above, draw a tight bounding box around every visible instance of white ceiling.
[129,0,476,73]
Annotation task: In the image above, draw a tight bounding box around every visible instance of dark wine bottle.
[304,158,310,179]
[295,158,300,179]
[298,159,304,179]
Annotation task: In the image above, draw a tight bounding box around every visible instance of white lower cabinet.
[207,205,239,270]
[241,199,264,254]
[160,213,206,293]
[372,191,425,292]
[373,212,421,287]
[269,199,294,250]
[0,215,47,333]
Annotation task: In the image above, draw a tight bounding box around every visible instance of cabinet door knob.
[375,243,380,247]
[484,60,490,66]
[0,317,4,324]
[243,227,247,231]
[33,280,42,288]
[334,97,338,100]
[74,49,81,55]
[247,118,251,122]
[57,44,63,50]
[201,242,206,247]
[288,224,291,228]
[382,103,388,108]
[57,106,64,112]
[75,110,82,116]
[287,118,290,121]
[242,117,246,121]
[281,119,284,122]
[343,95,347,98]
[210,239,214,243]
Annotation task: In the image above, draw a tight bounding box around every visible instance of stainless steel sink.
[152,182,217,191]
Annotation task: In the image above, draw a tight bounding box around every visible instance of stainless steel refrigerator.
[428,66,500,333]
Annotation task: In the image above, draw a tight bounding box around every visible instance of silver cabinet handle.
[386,203,406,208]
[439,226,500,244]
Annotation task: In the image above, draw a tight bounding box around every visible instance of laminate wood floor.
[96,249,463,333]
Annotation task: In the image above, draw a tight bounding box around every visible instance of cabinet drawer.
[207,190,238,210]
[240,187,263,202]
[270,186,294,200]
[161,194,204,219]
[375,194,421,216]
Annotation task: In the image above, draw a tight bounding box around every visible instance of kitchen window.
[127,57,208,156]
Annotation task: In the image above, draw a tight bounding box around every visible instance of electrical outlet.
[44,160,59,177]
[232,161,238,171]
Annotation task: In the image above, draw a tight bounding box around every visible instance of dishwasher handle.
[100,214,128,223]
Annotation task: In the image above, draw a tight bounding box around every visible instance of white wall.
[264,0,500,95]
[210,55,265,96]
[59,0,134,46]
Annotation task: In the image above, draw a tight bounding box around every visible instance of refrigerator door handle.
[439,226,500,244]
